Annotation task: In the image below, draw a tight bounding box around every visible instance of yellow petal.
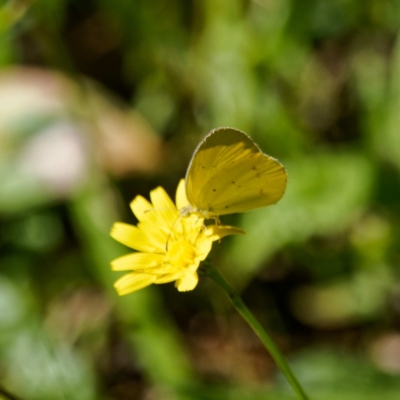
[205,225,245,241]
[111,253,164,271]
[150,187,177,227]
[150,186,176,209]
[193,235,213,261]
[114,273,156,295]
[130,195,153,221]
[136,219,171,252]
[144,263,174,274]
[154,271,182,284]
[133,197,170,229]
[176,179,189,210]
[110,223,155,252]
[175,271,198,292]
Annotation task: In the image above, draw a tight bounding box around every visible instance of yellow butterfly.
[181,127,287,219]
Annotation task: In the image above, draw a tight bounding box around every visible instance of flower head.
[110,179,244,295]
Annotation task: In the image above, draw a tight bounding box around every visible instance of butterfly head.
[179,205,215,219]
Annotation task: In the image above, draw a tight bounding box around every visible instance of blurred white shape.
[0,67,67,133]
[0,66,162,212]
[0,66,162,177]
[19,122,88,196]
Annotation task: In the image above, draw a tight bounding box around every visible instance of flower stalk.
[201,260,310,400]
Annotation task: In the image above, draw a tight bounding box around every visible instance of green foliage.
[1,0,400,399]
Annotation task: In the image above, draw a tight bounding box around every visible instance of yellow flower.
[110,179,244,295]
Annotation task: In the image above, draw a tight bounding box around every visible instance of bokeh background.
[1,1,400,399]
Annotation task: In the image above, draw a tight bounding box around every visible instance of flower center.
[168,239,197,270]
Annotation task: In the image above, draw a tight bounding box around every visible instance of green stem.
[201,261,310,400]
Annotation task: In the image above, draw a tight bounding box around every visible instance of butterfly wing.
[185,127,287,216]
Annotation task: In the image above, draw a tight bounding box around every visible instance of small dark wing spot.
[225,205,229,209]
[252,166,257,171]
[213,188,216,192]
[256,173,260,178]
[231,181,235,184]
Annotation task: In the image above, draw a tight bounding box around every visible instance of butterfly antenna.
[165,215,181,252]
[144,207,175,214]
[141,207,180,252]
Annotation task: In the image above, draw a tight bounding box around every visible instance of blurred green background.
[1,0,400,399]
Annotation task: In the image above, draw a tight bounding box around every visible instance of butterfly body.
[183,127,287,218]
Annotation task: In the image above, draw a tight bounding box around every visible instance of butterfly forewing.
[185,127,287,216]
